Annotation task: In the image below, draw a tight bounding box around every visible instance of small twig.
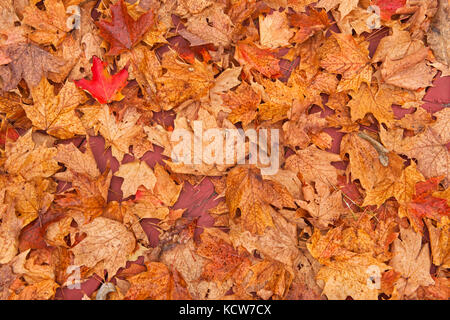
[357,131,389,167]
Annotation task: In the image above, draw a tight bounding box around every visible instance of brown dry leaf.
[184,5,233,48]
[161,240,233,299]
[296,187,348,230]
[54,142,112,220]
[320,33,372,92]
[427,0,450,75]
[5,130,60,181]
[316,254,390,300]
[70,217,136,278]
[347,84,397,126]
[0,264,15,299]
[285,145,342,187]
[398,107,434,133]
[196,228,251,283]
[285,249,323,300]
[381,47,436,90]
[178,0,213,14]
[426,218,449,268]
[208,66,242,115]
[164,106,233,176]
[55,142,100,179]
[222,82,260,127]
[257,77,307,123]
[153,163,182,207]
[11,248,56,284]
[390,227,435,297]
[307,227,359,264]
[68,0,105,81]
[96,105,148,162]
[308,216,398,264]
[341,132,404,200]
[45,216,74,247]
[226,166,295,235]
[373,24,436,90]
[363,162,425,208]
[283,112,328,149]
[259,10,294,49]
[335,7,374,36]
[22,0,71,46]
[128,188,170,221]
[124,262,191,300]
[0,42,64,91]
[289,8,330,44]
[317,0,359,18]
[229,210,300,268]
[5,177,55,226]
[155,51,215,110]
[115,161,157,199]
[373,25,421,63]
[48,35,83,83]
[246,259,293,300]
[0,92,30,129]
[24,79,87,139]
[235,42,282,78]
[393,108,450,186]
[418,277,450,300]
[118,44,159,93]
[0,203,22,264]
[9,279,59,300]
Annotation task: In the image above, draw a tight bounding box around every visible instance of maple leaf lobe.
[74,56,129,104]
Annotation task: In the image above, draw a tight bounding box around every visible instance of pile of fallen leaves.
[0,0,449,300]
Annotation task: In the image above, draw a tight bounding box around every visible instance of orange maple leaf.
[235,42,282,78]
[406,177,450,233]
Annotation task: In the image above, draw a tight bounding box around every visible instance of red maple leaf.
[96,0,155,55]
[74,56,129,104]
[371,0,406,21]
[407,177,450,232]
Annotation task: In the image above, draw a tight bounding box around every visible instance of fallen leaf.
[235,42,282,78]
[96,105,147,162]
[5,130,60,181]
[74,56,129,104]
[96,0,155,55]
[22,0,71,46]
[316,254,390,300]
[390,227,434,297]
[427,0,450,75]
[0,203,22,264]
[70,217,136,278]
[320,33,372,92]
[394,108,449,186]
[426,218,449,268]
[24,79,87,139]
[371,0,407,20]
[285,145,342,186]
[259,10,294,49]
[124,262,191,300]
[226,166,295,235]
[0,43,64,91]
[115,161,157,198]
